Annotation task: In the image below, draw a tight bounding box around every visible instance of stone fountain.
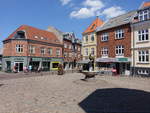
[81,54,98,80]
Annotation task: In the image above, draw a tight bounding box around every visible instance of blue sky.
[0,0,146,47]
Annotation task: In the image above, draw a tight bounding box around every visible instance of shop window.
[138,29,149,42]
[52,63,59,68]
[16,44,23,53]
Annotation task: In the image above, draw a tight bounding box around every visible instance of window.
[15,31,25,39]
[64,52,67,57]
[101,47,108,57]
[138,50,149,63]
[69,45,72,49]
[47,48,53,55]
[16,45,23,53]
[41,48,46,54]
[85,36,88,42]
[29,45,35,54]
[138,29,149,42]
[85,48,88,56]
[91,48,95,56]
[116,45,124,56]
[56,49,61,56]
[64,43,67,48]
[91,35,94,41]
[101,33,108,41]
[138,70,149,75]
[34,36,38,39]
[115,29,124,39]
[78,47,80,51]
[69,53,72,57]
[139,9,149,21]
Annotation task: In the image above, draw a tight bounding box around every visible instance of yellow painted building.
[82,17,104,60]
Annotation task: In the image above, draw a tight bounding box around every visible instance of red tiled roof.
[83,17,104,34]
[5,25,62,45]
[141,1,150,8]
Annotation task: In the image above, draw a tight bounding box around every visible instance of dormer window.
[138,9,150,21]
[34,36,38,39]
[14,31,25,39]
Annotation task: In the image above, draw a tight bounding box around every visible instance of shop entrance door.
[14,62,23,72]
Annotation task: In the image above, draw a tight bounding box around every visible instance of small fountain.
[81,54,98,80]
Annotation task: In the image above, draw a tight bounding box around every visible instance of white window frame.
[101,47,108,57]
[47,48,53,55]
[85,48,88,56]
[85,36,88,42]
[138,70,149,75]
[91,48,95,56]
[139,9,149,21]
[138,29,149,42]
[138,50,149,63]
[64,43,67,48]
[91,35,94,41]
[56,48,61,56]
[16,44,23,53]
[64,52,67,57]
[29,45,35,54]
[116,45,124,56]
[41,47,46,55]
[101,33,108,41]
[115,29,124,39]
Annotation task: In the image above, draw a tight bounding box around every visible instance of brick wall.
[97,24,131,58]
[3,40,63,58]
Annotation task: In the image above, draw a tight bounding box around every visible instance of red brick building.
[63,32,82,69]
[96,11,136,75]
[2,25,63,72]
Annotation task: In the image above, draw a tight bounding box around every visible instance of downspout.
[132,24,135,76]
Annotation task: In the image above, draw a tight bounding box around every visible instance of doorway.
[14,62,23,72]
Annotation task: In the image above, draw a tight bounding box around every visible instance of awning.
[96,58,116,62]
[77,59,90,64]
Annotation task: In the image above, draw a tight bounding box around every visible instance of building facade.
[63,32,82,70]
[2,25,63,72]
[82,17,104,60]
[131,2,150,76]
[47,27,82,70]
[96,11,136,75]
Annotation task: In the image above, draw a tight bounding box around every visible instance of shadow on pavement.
[79,88,150,113]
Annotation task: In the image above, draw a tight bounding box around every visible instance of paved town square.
[0,73,150,113]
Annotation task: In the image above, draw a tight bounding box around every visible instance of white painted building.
[131,3,150,76]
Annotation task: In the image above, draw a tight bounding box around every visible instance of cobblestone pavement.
[0,73,150,113]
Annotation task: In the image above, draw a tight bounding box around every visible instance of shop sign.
[117,58,128,62]
[14,58,24,61]
[32,58,41,61]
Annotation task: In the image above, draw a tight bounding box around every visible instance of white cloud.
[70,8,95,19]
[60,0,71,5]
[102,6,126,19]
[70,0,105,19]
